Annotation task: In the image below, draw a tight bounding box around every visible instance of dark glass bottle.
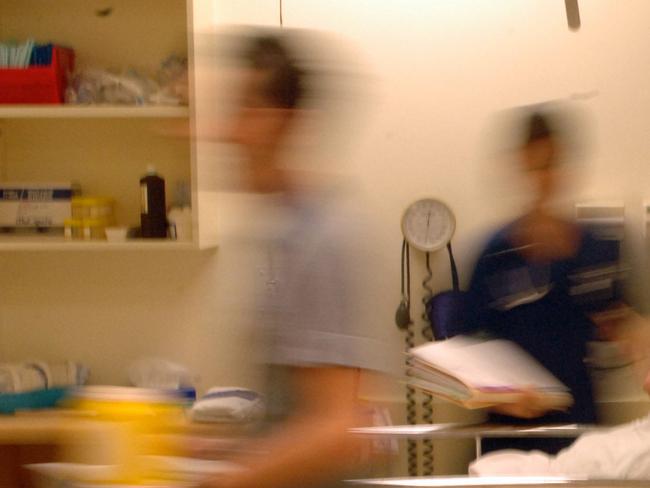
[140,166,167,238]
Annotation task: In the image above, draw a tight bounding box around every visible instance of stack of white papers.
[408,336,573,410]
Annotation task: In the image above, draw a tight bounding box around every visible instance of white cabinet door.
[187,0,279,248]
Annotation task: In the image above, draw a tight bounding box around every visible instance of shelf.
[0,235,203,251]
[349,476,643,487]
[0,105,190,119]
[350,423,598,440]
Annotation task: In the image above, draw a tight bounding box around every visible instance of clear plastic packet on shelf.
[149,54,189,105]
[65,54,188,106]
[65,68,159,105]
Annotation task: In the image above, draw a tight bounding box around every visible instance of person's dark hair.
[525,111,554,145]
[244,35,304,109]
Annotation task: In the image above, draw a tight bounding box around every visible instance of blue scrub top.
[465,221,620,434]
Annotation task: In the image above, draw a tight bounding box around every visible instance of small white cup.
[104,226,128,242]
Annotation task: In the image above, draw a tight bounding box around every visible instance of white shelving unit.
[0,0,219,251]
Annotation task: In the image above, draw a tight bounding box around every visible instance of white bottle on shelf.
[167,206,192,241]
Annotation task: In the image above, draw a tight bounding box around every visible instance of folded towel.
[190,387,264,424]
[128,358,193,389]
[49,361,89,388]
[469,450,555,477]
[0,361,88,393]
[0,364,46,393]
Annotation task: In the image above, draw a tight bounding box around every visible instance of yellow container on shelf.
[82,218,108,240]
[72,197,115,222]
[63,218,84,240]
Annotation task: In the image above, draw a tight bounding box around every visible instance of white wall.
[271,0,650,396]
[0,248,259,389]
[2,0,650,425]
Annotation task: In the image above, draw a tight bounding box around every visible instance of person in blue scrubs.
[465,108,626,454]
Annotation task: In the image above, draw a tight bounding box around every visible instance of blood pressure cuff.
[426,290,468,339]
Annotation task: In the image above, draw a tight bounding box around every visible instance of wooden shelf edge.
[0,105,190,119]
[0,238,216,251]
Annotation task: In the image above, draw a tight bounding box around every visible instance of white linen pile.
[0,361,88,393]
[190,387,265,423]
[470,414,650,480]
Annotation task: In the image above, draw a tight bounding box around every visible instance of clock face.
[401,199,455,252]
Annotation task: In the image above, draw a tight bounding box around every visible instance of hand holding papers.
[408,335,573,411]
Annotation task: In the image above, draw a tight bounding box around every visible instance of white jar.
[167,206,192,241]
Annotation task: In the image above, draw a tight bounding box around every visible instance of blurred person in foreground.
[199,30,387,488]
[464,106,633,454]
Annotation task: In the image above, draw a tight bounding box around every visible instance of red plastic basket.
[0,46,75,104]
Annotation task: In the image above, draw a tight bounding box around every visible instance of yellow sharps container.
[70,386,186,484]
